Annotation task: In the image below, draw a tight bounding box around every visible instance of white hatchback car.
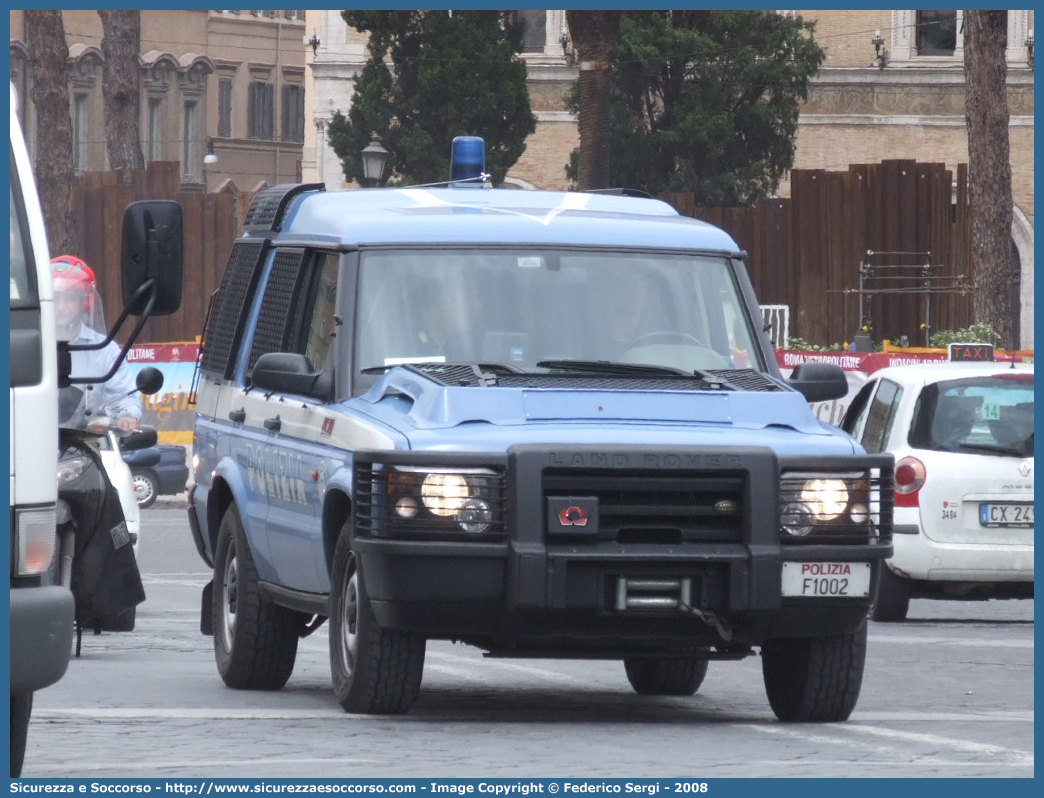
[841,359,1033,621]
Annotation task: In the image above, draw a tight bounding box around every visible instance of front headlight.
[57,455,93,488]
[368,465,505,537]
[800,478,849,520]
[781,472,875,540]
[421,473,471,517]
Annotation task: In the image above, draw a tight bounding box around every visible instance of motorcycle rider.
[51,255,141,431]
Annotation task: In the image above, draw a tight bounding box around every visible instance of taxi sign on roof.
[948,342,994,362]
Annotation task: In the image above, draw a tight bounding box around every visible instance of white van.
[9,82,75,777]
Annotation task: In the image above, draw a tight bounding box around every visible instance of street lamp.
[871,30,887,69]
[361,134,389,187]
[203,138,218,165]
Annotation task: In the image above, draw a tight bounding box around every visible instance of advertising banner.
[126,343,199,444]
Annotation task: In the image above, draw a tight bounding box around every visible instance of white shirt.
[67,325,142,422]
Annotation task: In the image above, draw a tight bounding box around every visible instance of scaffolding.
[831,250,971,347]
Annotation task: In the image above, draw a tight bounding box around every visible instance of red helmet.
[51,255,96,310]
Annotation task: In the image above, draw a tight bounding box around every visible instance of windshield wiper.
[361,361,527,377]
[537,359,700,378]
[949,440,1032,457]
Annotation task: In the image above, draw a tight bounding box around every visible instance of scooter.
[56,366,164,655]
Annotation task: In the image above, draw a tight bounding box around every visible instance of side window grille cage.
[198,240,268,379]
[247,249,308,372]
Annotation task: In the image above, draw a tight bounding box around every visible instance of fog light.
[457,498,492,533]
[782,502,815,536]
[849,502,869,524]
[395,496,420,519]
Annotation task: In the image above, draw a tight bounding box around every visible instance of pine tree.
[568,11,824,205]
[327,11,536,186]
[964,10,1019,347]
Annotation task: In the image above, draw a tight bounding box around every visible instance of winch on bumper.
[352,445,893,655]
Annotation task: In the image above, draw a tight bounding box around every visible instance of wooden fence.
[664,159,974,347]
[71,159,973,348]
[70,162,258,347]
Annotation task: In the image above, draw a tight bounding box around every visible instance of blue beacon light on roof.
[450,136,487,187]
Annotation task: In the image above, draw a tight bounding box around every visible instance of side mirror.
[118,425,158,452]
[135,366,165,396]
[250,352,321,396]
[121,200,184,316]
[787,362,849,402]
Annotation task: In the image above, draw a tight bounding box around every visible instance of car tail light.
[894,455,926,507]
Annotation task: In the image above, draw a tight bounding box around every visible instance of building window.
[282,84,305,143]
[182,101,198,180]
[285,11,304,21]
[514,10,547,53]
[72,94,88,173]
[891,10,1028,66]
[218,78,233,138]
[248,81,275,139]
[916,10,958,55]
[146,98,162,162]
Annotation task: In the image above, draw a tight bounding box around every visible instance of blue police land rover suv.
[188,138,893,722]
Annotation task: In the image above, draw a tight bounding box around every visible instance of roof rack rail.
[244,183,325,232]
[584,188,654,199]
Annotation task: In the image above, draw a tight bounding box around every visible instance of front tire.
[624,657,709,696]
[10,693,32,778]
[761,622,867,722]
[870,565,911,622]
[212,504,302,690]
[131,470,158,509]
[329,526,425,714]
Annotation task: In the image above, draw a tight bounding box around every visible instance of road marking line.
[33,707,1034,723]
[844,722,1033,758]
[742,721,1033,766]
[870,634,1033,649]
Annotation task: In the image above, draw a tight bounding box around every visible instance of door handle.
[264,415,281,432]
[228,408,246,423]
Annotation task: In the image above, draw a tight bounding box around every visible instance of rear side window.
[859,379,903,454]
[910,374,1034,456]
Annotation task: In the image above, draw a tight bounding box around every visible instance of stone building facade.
[10,10,308,194]
[9,10,1033,344]
[302,9,1033,345]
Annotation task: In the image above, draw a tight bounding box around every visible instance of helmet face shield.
[51,255,105,341]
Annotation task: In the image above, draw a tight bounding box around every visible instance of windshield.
[354,248,764,379]
[911,374,1034,457]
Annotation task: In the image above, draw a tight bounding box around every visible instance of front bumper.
[10,586,74,694]
[890,507,1034,582]
[889,532,1035,582]
[354,446,893,653]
